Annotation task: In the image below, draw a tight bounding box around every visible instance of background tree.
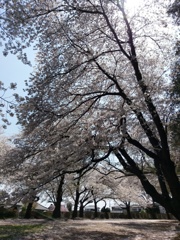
[0,190,11,205]
[0,82,17,129]
[52,174,65,219]
[168,0,180,25]
[101,172,151,219]
[40,175,67,218]
[83,168,113,218]
[170,41,180,141]
[168,0,180,174]
[66,171,88,219]
[24,192,39,219]
[169,25,179,147]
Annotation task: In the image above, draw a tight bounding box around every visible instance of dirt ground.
[0,218,180,240]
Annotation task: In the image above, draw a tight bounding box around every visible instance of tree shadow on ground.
[61,229,133,240]
[0,224,43,240]
[108,220,177,231]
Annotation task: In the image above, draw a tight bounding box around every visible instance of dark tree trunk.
[93,201,98,218]
[125,202,132,219]
[72,171,87,219]
[52,174,65,218]
[110,8,180,221]
[114,149,180,221]
[166,210,171,220]
[91,188,99,218]
[79,201,84,218]
[24,202,33,219]
[72,189,80,219]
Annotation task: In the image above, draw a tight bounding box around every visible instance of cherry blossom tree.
[65,168,112,218]
[0,134,12,205]
[65,169,99,219]
[168,0,180,178]
[168,0,180,25]
[168,0,180,147]
[65,171,87,219]
[0,82,17,129]
[0,0,180,220]
[78,168,112,218]
[101,172,153,218]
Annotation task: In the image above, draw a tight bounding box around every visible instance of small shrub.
[0,206,17,219]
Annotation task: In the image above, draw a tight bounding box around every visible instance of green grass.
[0,224,43,239]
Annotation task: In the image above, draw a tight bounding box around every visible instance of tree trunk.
[24,202,33,219]
[72,189,80,219]
[79,201,84,218]
[52,174,65,218]
[166,210,171,220]
[125,202,132,219]
[91,188,98,218]
[93,201,98,218]
[114,148,180,221]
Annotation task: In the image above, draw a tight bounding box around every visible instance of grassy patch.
[0,224,43,239]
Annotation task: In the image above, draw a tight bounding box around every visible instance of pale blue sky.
[0,48,35,137]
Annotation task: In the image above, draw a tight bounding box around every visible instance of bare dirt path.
[0,219,180,240]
